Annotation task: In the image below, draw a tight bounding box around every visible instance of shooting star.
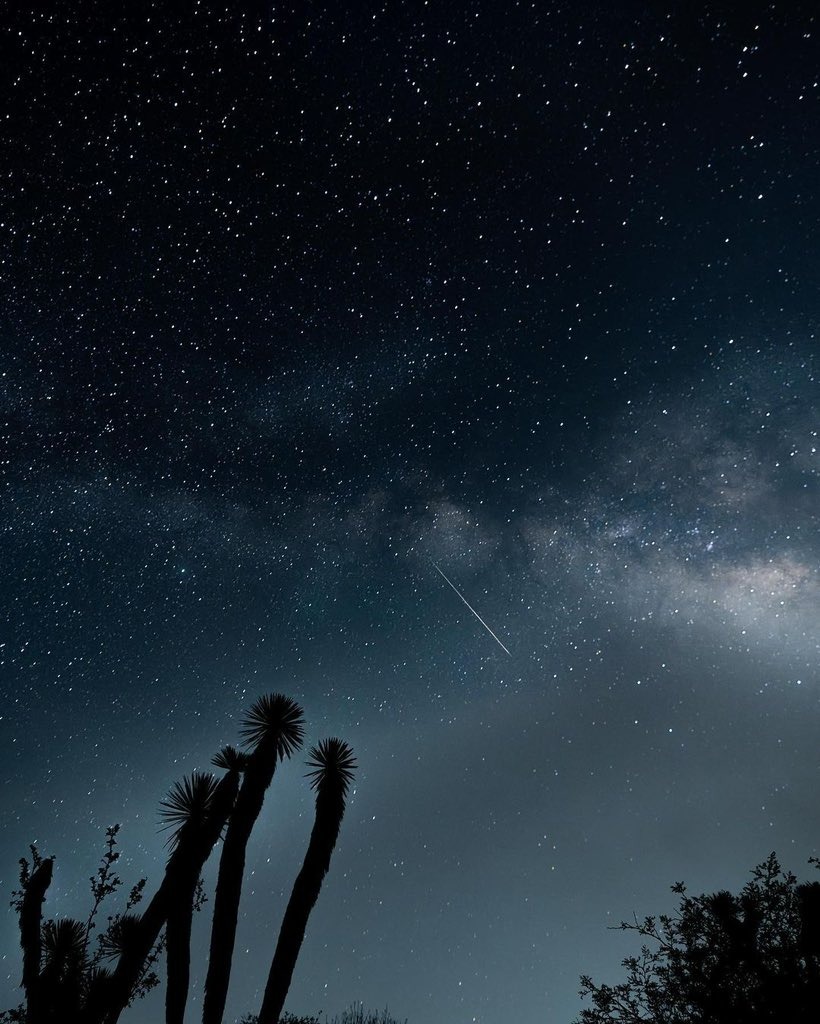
[433,563,512,656]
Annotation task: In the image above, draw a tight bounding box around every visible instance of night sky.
[1,3,819,1022]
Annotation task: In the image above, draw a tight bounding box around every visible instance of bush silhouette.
[576,853,820,1024]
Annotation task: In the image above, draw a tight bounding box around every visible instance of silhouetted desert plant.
[258,739,356,1024]
[17,848,53,1024]
[2,828,159,1024]
[3,696,355,1024]
[162,755,245,1024]
[203,695,306,1024]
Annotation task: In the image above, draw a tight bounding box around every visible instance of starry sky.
[1,2,818,1022]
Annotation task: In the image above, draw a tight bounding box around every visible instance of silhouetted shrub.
[576,853,820,1024]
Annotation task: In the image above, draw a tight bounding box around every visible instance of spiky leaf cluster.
[43,918,87,971]
[306,739,356,797]
[158,772,219,849]
[240,694,305,761]
[97,913,143,962]
[211,745,248,772]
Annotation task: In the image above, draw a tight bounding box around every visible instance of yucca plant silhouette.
[258,738,356,1024]
[97,759,241,1024]
[203,695,305,1024]
[19,854,53,1024]
[165,748,246,1024]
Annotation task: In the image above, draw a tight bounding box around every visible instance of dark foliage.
[238,1015,320,1024]
[240,1006,405,1024]
[576,853,820,1024]
[1,830,159,1024]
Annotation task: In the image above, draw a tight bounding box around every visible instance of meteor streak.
[433,563,512,656]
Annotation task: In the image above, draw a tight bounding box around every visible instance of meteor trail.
[433,563,512,656]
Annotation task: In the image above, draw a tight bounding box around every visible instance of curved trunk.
[258,789,344,1024]
[202,746,278,1024]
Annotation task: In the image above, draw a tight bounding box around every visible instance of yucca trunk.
[201,749,277,1024]
[20,857,53,1024]
[165,896,194,1024]
[258,788,344,1024]
[258,740,354,1024]
[202,695,304,1024]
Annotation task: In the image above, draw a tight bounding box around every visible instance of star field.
[1,3,818,1023]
